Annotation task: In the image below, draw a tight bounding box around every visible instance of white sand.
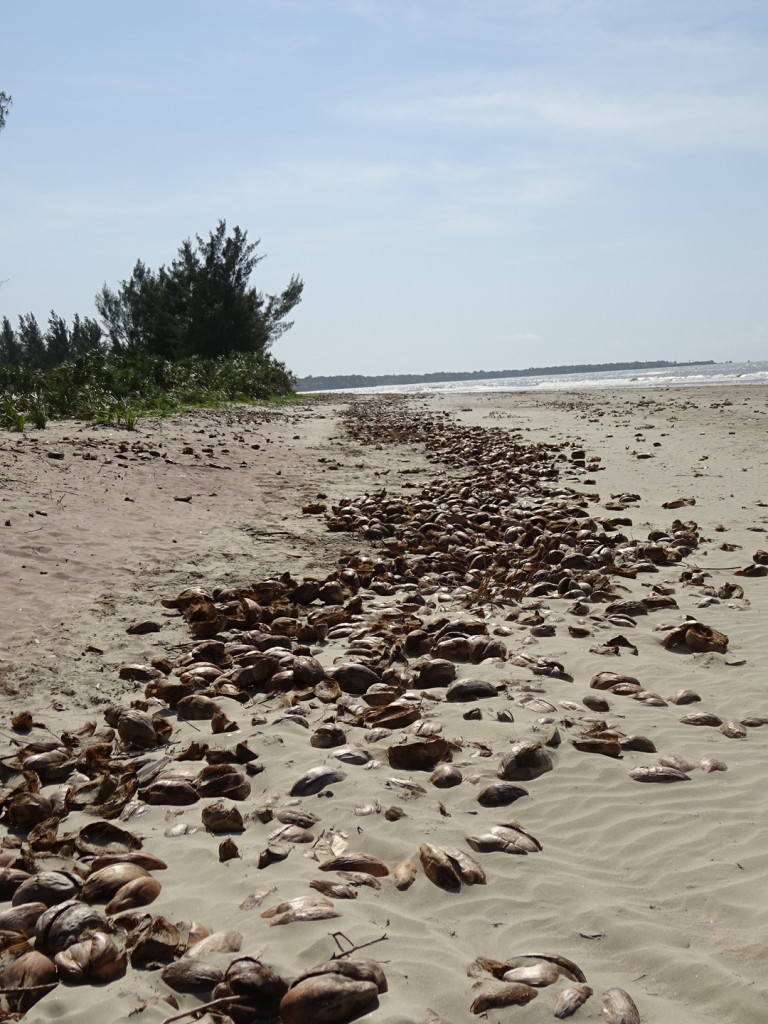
[1,386,767,1023]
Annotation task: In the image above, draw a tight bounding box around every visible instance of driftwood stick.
[329,931,389,959]
[0,983,58,995]
[162,994,247,1023]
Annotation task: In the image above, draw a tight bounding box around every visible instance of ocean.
[323,359,768,395]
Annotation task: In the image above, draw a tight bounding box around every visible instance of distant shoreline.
[296,359,715,392]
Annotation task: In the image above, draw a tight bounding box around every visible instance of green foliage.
[0,312,104,371]
[45,311,71,366]
[0,349,296,428]
[70,313,104,357]
[0,220,301,426]
[17,314,47,370]
[122,404,137,431]
[0,92,10,133]
[2,223,300,374]
[0,317,20,364]
[27,393,47,429]
[96,220,303,361]
[0,398,25,432]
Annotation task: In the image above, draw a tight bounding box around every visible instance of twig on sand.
[329,930,389,959]
[162,994,247,1023]
[0,983,58,995]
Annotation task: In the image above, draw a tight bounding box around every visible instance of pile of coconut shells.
[467,952,641,1023]
[2,395,764,1022]
[0,738,388,1018]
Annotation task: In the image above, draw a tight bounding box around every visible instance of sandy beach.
[1,385,767,1024]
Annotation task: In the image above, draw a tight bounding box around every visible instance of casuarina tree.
[0,92,10,133]
[95,221,303,360]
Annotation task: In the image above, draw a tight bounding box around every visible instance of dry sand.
[1,385,767,1023]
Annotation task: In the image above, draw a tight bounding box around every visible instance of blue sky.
[2,0,767,376]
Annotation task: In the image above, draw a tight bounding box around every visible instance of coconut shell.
[295,957,388,994]
[429,765,463,788]
[117,709,158,749]
[1,949,57,1010]
[35,899,110,954]
[126,914,181,969]
[183,929,242,957]
[418,659,456,686]
[54,930,127,983]
[223,955,288,1005]
[89,851,167,872]
[497,741,553,781]
[81,862,150,903]
[177,694,220,720]
[601,987,641,1024]
[201,801,245,833]
[105,876,161,915]
[387,737,451,772]
[419,844,461,890]
[279,974,378,1024]
[161,957,224,993]
[20,748,74,783]
[142,779,200,805]
[75,821,143,856]
[0,867,33,900]
[0,902,48,937]
[195,763,251,800]
[318,853,389,877]
[12,870,82,908]
[330,662,381,695]
[6,792,53,828]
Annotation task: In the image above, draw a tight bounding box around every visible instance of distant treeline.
[296,360,715,392]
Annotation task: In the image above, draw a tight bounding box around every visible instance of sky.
[1,0,767,377]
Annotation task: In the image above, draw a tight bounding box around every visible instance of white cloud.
[337,83,768,151]
[315,0,768,153]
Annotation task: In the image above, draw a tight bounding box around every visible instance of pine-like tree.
[17,314,46,369]
[0,92,10,133]
[0,316,20,364]
[96,221,303,360]
[70,313,104,356]
[45,311,71,367]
